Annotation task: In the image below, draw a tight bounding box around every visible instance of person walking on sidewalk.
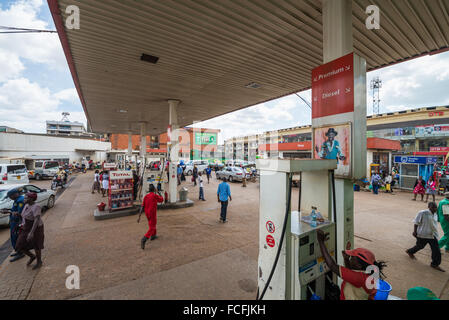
[437,192,449,254]
[413,176,426,201]
[371,173,381,195]
[425,176,437,203]
[101,171,109,197]
[217,178,232,223]
[177,164,183,186]
[15,192,45,270]
[198,172,205,201]
[192,165,198,186]
[0,188,25,262]
[91,170,101,194]
[406,202,445,272]
[206,166,212,184]
[138,184,164,249]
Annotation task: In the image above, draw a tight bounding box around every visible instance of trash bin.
[179,187,188,201]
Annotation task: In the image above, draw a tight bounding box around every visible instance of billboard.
[195,132,217,145]
[313,124,352,178]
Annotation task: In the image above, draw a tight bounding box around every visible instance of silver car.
[0,184,56,227]
[216,166,247,182]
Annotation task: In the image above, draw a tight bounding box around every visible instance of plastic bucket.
[374,279,392,300]
[97,202,106,212]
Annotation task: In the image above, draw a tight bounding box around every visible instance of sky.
[2,0,449,144]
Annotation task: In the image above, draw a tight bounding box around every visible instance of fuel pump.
[140,156,167,201]
[256,159,338,300]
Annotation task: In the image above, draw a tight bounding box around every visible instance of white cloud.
[0,49,25,82]
[0,0,67,71]
[0,78,86,133]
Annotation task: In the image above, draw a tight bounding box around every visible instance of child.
[198,172,205,201]
[413,176,426,201]
[425,176,436,203]
[406,202,445,272]
[317,229,387,300]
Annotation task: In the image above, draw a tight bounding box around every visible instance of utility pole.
[370,77,382,115]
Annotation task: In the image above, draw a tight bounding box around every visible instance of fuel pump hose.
[258,174,293,300]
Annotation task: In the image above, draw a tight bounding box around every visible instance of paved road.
[0,171,448,300]
[0,176,77,265]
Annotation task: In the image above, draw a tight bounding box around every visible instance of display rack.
[108,170,134,212]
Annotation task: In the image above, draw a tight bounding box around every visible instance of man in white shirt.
[198,172,205,201]
[406,202,445,272]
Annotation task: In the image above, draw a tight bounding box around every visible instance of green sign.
[195,132,217,145]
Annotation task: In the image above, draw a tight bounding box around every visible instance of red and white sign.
[110,170,133,180]
[266,221,275,233]
[312,53,354,119]
[430,147,449,152]
[266,235,275,248]
[103,163,117,170]
[429,112,444,117]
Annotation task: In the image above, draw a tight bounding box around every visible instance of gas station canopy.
[49,0,449,135]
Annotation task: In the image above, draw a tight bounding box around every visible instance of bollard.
[242,177,247,187]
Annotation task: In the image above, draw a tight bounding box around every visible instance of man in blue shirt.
[206,166,212,184]
[217,178,232,223]
[4,188,25,262]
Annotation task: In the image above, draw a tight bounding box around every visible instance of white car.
[0,184,56,227]
[0,164,29,185]
[184,160,209,176]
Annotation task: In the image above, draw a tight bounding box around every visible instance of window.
[44,162,59,169]
[35,162,43,168]
[7,165,27,174]
[25,185,41,193]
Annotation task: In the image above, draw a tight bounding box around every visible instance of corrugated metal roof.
[50,0,449,135]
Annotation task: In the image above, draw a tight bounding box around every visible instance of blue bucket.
[374,279,392,300]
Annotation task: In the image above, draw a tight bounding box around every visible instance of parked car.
[0,184,56,227]
[184,160,209,175]
[216,166,247,182]
[0,164,29,185]
[30,160,60,180]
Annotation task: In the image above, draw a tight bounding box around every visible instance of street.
[0,171,448,299]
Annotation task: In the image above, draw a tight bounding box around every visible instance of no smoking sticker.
[266,235,275,248]
[266,221,275,233]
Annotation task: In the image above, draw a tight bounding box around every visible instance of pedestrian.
[371,172,381,195]
[437,192,449,254]
[193,165,198,186]
[177,164,182,186]
[316,229,387,300]
[199,172,205,201]
[132,170,139,200]
[206,166,212,184]
[413,176,426,201]
[0,188,25,262]
[91,170,101,194]
[406,202,445,272]
[137,184,164,249]
[15,192,44,270]
[217,177,232,223]
[181,166,186,182]
[425,176,437,203]
[384,173,393,193]
[101,170,109,197]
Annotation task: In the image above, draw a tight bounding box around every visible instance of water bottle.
[311,206,317,228]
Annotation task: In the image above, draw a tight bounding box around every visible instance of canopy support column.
[168,99,180,203]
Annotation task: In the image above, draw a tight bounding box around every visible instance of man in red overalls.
[138,184,164,249]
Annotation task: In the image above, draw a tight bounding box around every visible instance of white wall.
[0,133,111,164]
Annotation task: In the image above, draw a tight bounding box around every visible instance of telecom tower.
[370,77,382,115]
[61,112,70,121]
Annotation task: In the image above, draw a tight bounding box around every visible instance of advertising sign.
[394,156,438,165]
[312,53,354,119]
[430,147,449,152]
[415,125,449,137]
[313,124,351,177]
[195,132,217,145]
[110,170,133,180]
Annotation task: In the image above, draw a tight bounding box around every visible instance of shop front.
[394,156,437,190]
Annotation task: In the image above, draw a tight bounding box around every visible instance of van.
[0,164,29,185]
[31,161,60,180]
